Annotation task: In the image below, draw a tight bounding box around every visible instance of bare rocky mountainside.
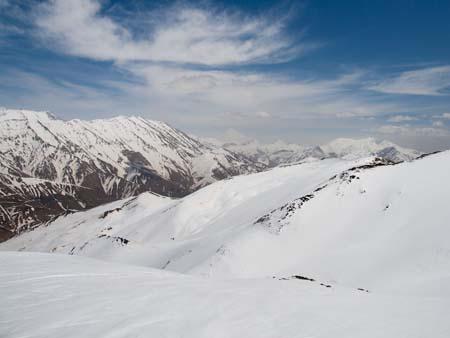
[0,108,422,241]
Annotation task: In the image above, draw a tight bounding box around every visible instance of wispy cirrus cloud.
[33,0,386,121]
[35,0,308,66]
[432,120,445,127]
[124,64,399,119]
[376,124,450,137]
[369,66,450,96]
[387,115,418,123]
[21,0,413,123]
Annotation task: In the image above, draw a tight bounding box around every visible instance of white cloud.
[254,111,271,118]
[223,111,272,120]
[441,113,450,119]
[9,0,449,152]
[123,64,399,119]
[35,0,305,66]
[387,115,417,123]
[369,66,450,96]
[28,0,411,123]
[377,124,450,137]
[433,121,444,127]
[221,128,253,144]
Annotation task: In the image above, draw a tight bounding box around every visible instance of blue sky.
[1,0,450,150]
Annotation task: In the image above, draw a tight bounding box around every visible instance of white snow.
[0,109,257,191]
[321,137,421,161]
[1,251,449,338]
[1,157,367,269]
[2,152,450,295]
[0,111,447,337]
[221,136,421,166]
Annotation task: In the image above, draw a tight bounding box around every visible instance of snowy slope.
[1,251,449,338]
[3,151,449,297]
[2,152,449,337]
[0,109,262,237]
[0,157,358,268]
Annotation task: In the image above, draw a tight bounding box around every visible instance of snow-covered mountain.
[1,151,449,337]
[0,108,423,241]
[0,109,262,239]
[321,137,422,162]
[222,139,327,166]
[3,151,448,287]
[0,174,104,242]
[222,137,421,167]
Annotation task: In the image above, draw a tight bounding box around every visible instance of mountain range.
[220,137,421,166]
[0,108,422,241]
[4,153,446,281]
[1,149,449,337]
[0,108,448,337]
[0,109,262,240]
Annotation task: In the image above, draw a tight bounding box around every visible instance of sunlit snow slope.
[1,251,449,338]
[0,157,363,269]
[1,152,450,338]
[3,152,449,296]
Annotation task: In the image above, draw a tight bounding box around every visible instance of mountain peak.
[322,137,421,162]
[0,108,58,122]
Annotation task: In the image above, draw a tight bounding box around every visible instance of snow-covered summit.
[322,137,421,162]
[0,108,424,241]
[0,109,261,239]
[0,108,57,121]
[222,136,421,166]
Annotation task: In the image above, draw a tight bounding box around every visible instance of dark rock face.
[0,173,110,240]
[0,151,256,240]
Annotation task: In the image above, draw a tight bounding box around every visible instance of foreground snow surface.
[2,152,450,337]
[1,251,449,338]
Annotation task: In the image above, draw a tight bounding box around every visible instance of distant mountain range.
[0,109,422,241]
[219,137,421,166]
